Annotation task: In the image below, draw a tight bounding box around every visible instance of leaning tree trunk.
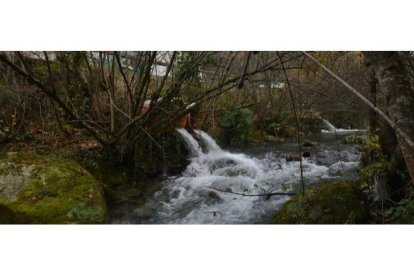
[364,52,414,184]
[368,70,377,136]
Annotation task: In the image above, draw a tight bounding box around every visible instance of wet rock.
[302,152,311,158]
[285,155,301,162]
[273,181,369,224]
[206,190,222,204]
[303,140,316,147]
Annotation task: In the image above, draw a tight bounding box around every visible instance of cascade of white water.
[176,128,203,157]
[321,119,366,134]
[322,119,337,132]
[195,130,222,152]
[127,128,362,224]
[148,128,340,223]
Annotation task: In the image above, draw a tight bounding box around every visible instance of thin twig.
[209,187,295,199]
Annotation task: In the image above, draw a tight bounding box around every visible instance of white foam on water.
[140,129,349,224]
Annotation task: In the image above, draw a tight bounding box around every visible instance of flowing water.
[321,119,366,134]
[116,121,366,224]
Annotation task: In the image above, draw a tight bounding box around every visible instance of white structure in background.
[259,82,286,89]
[24,51,174,78]
[271,82,286,89]
[118,51,173,77]
[24,51,57,61]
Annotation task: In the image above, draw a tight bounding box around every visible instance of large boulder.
[0,152,107,224]
[273,181,370,224]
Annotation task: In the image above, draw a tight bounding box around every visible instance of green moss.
[125,187,142,198]
[0,203,33,223]
[303,140,316,147]
[100,164,128,189]
[263,135,285,143]
[344,134,366,144]
[0,152,107,224]
[273,181,370,224]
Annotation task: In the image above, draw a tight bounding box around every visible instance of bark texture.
[364,52,414,183]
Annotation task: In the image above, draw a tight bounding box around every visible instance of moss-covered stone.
[263,135,285,143]
[303,140,316,147]
[273,181,370,224]
[0,152,107,224]
[344,134,366,144]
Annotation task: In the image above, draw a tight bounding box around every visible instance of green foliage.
[265,122,282,136]
[264,121,295,138]
[362,135,383,160]
[358,133,413,224]
[201,54,220,67]
[359,134,387,200]
[359,161,387,200]
[266,122,283,136]
[299,110,324,134]
[263,111,322,138]
[219,108,252,146]
[177,52,201,87]
[374,186,414,223]
[0,83,22,139]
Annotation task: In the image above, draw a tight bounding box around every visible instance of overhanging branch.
[303,51,414,149]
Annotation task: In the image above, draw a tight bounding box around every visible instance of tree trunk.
[368,70,377,136]
[364,52,414,184]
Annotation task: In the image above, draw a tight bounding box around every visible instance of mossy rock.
[0,152,107,224]
[344,134,366,144]
[303,140,316,147]
[273,181,370,224]
[263,135,285,143]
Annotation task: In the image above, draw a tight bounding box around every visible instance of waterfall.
[195,129,222,152]
[141,128,344,224]
[176,128,203,157]
[322,119,337,132]
[321,119,366,134]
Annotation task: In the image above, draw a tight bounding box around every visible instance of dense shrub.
[265,121,295,138]
[219,108,252,146]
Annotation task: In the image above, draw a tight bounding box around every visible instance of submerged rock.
[272,181,369,224]
[0,152,107,224]
[285,154,301,162]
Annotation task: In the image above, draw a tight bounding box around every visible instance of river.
[111,122,366,224]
